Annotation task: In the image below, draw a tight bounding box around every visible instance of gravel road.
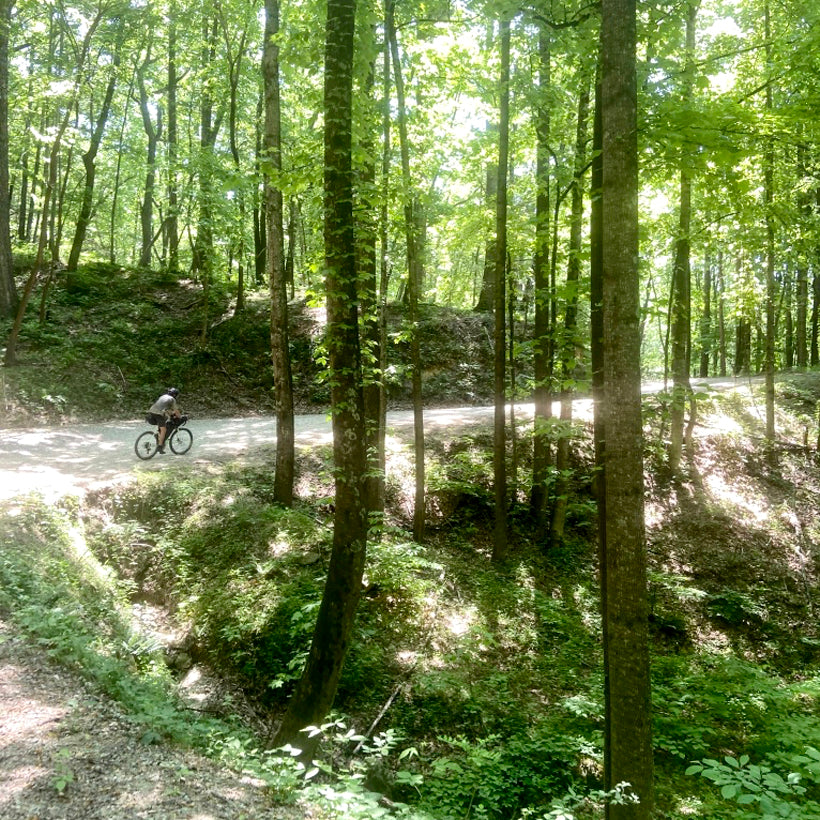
[0,405,525,502]
[0,377,756,502]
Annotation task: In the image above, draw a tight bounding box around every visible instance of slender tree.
[530,21,552,530]
[551,72,590,547]
[137,48,162,269]
[668,0,699,473]
[166,3,180,271]
[387,0,425,542]
[263,0,294,506]
[763,0,776,450]
[272,0,368,755]
[0,0,15,318]
[492,12,510,562]
[66,44,120,272]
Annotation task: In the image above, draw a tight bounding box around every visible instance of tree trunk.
[717,250,727,376]
[763,0,776,451]
[166,8,180,272]
[492,14,510,562]
[387,0,425,543]
[474,164,497,312]
[221,15,249,315]
[598,0,654,813]
[797,262,808,368]
[263,0,295,507]
[699,253,712,377]
[551,74,589,548]
[67,61,118,272]
[138,59,162,268]
[668,0,698,474]
[0,0,15,318]
[272,0,367,756]
[530,23,553,529]
[192,15,223,343]
[359,25,384,520]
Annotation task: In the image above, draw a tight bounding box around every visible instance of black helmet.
[167,387,180,398]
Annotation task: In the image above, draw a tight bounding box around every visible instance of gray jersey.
[149,394,178,417]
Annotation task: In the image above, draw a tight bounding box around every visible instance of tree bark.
[166,7,180,271]
[763,0,776,450]
[598,0,654,813]
[137,56,162,268]
[387,0,425,542]
[0,0,15,318]
[272,0,366,756]
[699,253,712,377]
[491,14,510,562]
[263,0,295,507]
[551,74,589,548]
[530,23,553,530]
[668,0,698,474]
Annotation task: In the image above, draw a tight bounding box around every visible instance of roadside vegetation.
[2,267,820,818]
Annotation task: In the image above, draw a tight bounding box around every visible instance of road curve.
[0,405,529,502]
[0,375,761,502]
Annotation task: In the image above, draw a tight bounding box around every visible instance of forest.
[1,0,820,818]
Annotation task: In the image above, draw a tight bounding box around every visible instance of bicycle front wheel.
[169,427,193,455]
[135,431,159,460]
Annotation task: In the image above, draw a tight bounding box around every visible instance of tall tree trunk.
[387,0,425,542]
[272,0,367,755]
[763,0,776,451]
[784,269,794,369]
[67,61,119,272]
[263,0,295,507]
[492,14,510,562]
[668,0,698,474]
[796,144,810,369]
[375,13,392,519]
[138,58,162,268]
[530,23,553,529]
[474,163,497,312]
[0,0,15,318]
[811,268,819,367]
[551,74,589,548]
[193,15,223,342]
[598,0,654,813]
[167,7,180,271]
[796,261,808,368]
[253,95,267,286]
[717,249,727,376]
[699,253,712,377]
[359,23,384,520]
[220,13,249,315]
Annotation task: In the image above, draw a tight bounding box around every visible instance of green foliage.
[686,750,820,819]
[0,496,227,747]
[51,748,75,795]
[413,728,593,820]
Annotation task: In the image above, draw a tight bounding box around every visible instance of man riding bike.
[145,388,182,454]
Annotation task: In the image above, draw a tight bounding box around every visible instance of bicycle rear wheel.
[135,431,159,460]
[169,427,193,455]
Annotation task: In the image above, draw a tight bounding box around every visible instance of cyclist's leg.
[157,419,169,450]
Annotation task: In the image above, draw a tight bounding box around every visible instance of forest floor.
[0,615,312,820]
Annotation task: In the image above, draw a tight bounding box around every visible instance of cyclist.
[146,388,182,454]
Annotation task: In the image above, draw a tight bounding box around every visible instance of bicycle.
[134,415,193,460]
